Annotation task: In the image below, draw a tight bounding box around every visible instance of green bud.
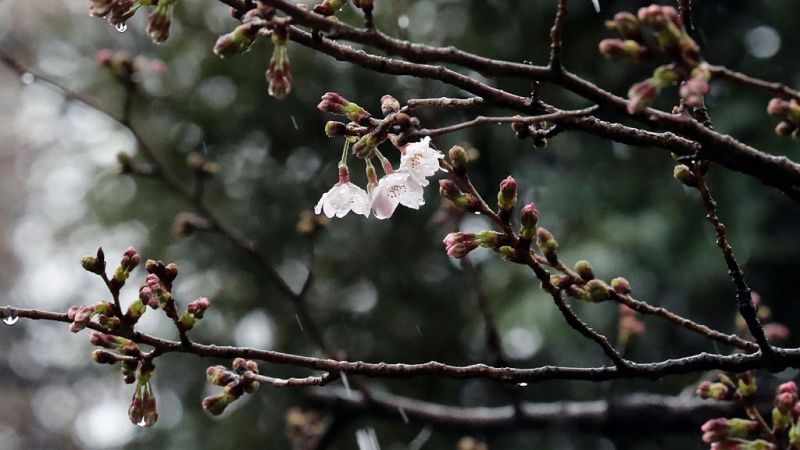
[448,145,468,176]
[179,312,196,330]
[673,164,697,187]
[474,231,501,249]
[126,299,147,323]
[574,260,594,281]
[81,256,105,275]
[535,227,558,263]
[585,279,611,302]
[610,277,631,295]
[772,408,792,430]
[497,176,517,216]
[519,203,539,240]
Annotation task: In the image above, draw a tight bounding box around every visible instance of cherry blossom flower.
[370,171,425,219]
[315,167,371,218]
[398,137,444,186]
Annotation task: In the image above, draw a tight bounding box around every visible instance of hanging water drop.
[20,72,34,85]
[3,315,19,326]
[116,22,128,33]
[517,382,529,387]
[136,419,147,428]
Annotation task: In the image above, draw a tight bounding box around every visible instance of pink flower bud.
[442,232,478,259]
[497,176,518,215]
[146,0,174,44]
[627,79,658,114]
[535,227,558,262]
[202,393,234,416]
[187,297,211,318]
[519,203,539,239]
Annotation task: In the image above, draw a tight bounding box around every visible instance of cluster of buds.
[700,418,763,448]
[694,373,800,449]
[315,92,444,220]
[211,4,291,98]
[599,5,708,113]
[88,0,139,26]
[128,358,158,427]
[110,246,141,290]
[96,49,166,88]
[202,358,261,416]
[178,297,211,331]
[212,5,275,58]
[68,302,118,332]
[318,92,373,126]
[88,331,144,384]
[442,231,503,259]
[146,0,176,44]
[601,5,700,65]
[767,98,800,139]
[139,273,172,309]
[266,23,292,99]
[88,0,177,44]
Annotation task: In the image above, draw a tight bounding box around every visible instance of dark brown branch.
[406,97,485,110]
[693,171,776,361]
[708,65,800,103]
[408,106,597,140]
[611,292,758,352]
[310,388,746,434]
[525,257,630,369]
[0,52,336,356]
[253,0,800,200]
[4,305,800,384]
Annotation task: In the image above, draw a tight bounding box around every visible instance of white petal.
[315,181,371,218]
[399,137,444,185]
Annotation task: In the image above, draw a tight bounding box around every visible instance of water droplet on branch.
[3,315,19,326]
[21,72,34,85]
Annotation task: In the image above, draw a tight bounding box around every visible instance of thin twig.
[548,0,569,70]
[693,170,776,361]
[406,97,485,110]
[409,106,597,140]
[708,65,800,103]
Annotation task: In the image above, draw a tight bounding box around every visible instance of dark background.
[1,0,799,448]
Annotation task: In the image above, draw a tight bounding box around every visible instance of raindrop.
[398,406,409,424]
[291,115,299,130]
[116,22,128,33]
[397,15,410,29]
[341,372,353,398]
[20,72,34,85]
[517,382,528,387]
[295,314,304,332]
[591,0,600,13]
[3,316,19,326]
